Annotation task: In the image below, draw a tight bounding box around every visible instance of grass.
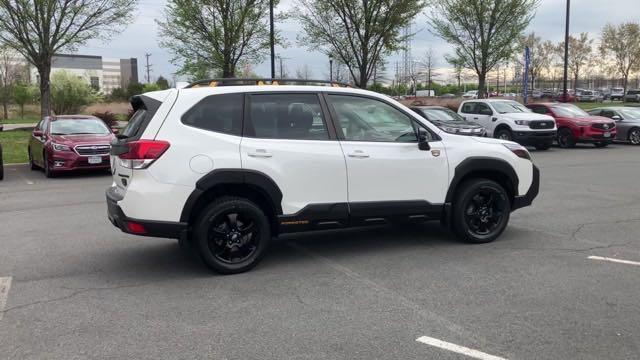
[575,101,640,111]
[0,128,31,164]
[0,115,40,125]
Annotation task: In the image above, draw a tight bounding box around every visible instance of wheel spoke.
[227,213,238,228]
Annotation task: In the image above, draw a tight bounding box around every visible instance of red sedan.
[526,103,616,148]
[28,115,117,177]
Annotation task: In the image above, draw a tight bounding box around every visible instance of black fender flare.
[180,169,283,223]
[445,157,519,204]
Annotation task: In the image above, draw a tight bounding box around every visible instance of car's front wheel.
[557,128,575,148]
[452,179,511,244]
[43,153,56,178]
[194,196,271,274]
[495,128,513,141]
[628,128,640,145]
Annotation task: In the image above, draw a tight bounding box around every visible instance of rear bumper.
[512,130,556,146]
[106,186,187,239]
[512,164,540,211]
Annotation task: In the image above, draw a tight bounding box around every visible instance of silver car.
[588,107,640,145]
[624,89,640,103]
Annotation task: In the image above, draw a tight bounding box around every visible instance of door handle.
[473,117,479,120]
[248,149,272,158]
[347,150,369,158]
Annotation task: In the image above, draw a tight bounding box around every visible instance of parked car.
[578,90,603,102]
[587,107,640,145]
[609,87,625,101]
[555,90,578,102]
[531,90,543,99]
[526,103,616,148]
[28,115,117,177]
[458,99,556,150]
[541,90,556,98]
[410,106,487,136]
[462,90,478,99]
[107,80,540,274]
[0,142,3,181]
[624,89,640,103]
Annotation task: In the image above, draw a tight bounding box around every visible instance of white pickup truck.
[458,99,557,150]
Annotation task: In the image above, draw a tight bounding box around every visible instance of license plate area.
[88,156,102,164]
[603,132,611,138]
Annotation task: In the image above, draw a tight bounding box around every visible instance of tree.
[126,82,144,99]
[430,0,539,98]
[517,33,552,91]
[445,54,466,89]
[157,0,276,78]
[0,45,26,119]
[295,0,426,88]
[12,84,35,119]
[559,33,593,90]
[50,70,101,115]
[0,0,137,117]
[600,23,640,98]
[156,76,170,90]
[418,48,439,94]
[295,64,314,80]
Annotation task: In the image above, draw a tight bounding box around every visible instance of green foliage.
[430,0,539,98]
[92,111,119,128]
[143,83,161,92]
[156,76,170,90]
[12,84,37,119]
[50,71,101,115]
[296,0,427,88]
[109,87,128,102]
[126,82,145,98]
[157,0,277,78]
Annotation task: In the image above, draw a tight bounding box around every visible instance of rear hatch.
[110,94,165,192]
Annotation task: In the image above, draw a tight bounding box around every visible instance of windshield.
[552,104,589,118]
[619,109,640,119]
[419,108,465,122]
[491,101,531,114]
[50,119,110,135]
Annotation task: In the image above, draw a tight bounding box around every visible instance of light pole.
[269,0,275,79]
[329,55,334,82]
[562,0,570,102]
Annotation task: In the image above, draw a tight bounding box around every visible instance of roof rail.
[184,78,352,89]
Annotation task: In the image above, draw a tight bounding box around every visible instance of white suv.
[458,99,557,150]
[107,79,540,274]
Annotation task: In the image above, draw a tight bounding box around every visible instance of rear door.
[240,92,348,222]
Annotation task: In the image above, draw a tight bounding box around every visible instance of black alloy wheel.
[195,197,270,274]
[628,128,640,145]
[557,128,575,148]
[453,179,511,243]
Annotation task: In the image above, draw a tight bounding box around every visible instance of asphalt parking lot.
[1,144,640,360]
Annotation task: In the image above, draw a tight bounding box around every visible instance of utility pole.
[562,0,570,102]
[145,53,152,84]
[269,0,275,79]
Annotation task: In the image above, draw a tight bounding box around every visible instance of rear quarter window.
[461,103,475,113]
[181,93,244,136]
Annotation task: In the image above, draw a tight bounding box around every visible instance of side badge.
[431,149,441,157]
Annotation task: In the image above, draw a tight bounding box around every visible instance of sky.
[78,0,640,84]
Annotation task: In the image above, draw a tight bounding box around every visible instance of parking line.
[416,336,508,360]
[0,277,12,321]
[588,256,640,267]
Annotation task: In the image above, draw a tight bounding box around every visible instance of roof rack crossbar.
[184,78,352,89]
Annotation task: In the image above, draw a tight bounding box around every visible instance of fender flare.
[180,169,283,223]
[444,157,519,204]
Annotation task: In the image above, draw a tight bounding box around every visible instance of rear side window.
[181,93,243,136]
[121,95,162,139]
[461,102,475,114]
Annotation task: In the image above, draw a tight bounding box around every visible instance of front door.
[326,94,449,222]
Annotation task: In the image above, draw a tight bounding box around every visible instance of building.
[29,54,138,94]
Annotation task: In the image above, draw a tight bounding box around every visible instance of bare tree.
[295,0,427,88]
[559,33,594,90]
[0,0,136,117]
[418,48,439,94]
[158,0,276,79]
[430,0,539,98]
[516,33,552,91]
[295,64,314,80]
[600,22,640,97]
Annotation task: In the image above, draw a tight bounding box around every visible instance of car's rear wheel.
[452,179,511,244]
[43,153,56,178]
[628,128,640,145]
[495,128,512,141]
[557,128,575,148]
[28,148,38,170]
[194,196,270,274]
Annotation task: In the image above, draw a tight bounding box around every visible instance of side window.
[461,102,476,114]
[589,109,601,116]
[247,93,329,140]
[181,93,243,135]
[41,119,49,134]
[530,106,548,115]
[35,120,43,130]
[475,103,492,115]
[601,110,615,119]
[328,94,418,143]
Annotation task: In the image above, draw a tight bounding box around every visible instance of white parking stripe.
[588,256,640,266]
[0,277,12,321]
[416,336,508,360]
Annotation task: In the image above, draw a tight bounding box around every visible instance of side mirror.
[417,129,431,151]
[612,115,621,121]
[111,128,120,134]
[33,130,43,137]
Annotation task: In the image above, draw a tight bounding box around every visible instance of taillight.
[117,139,170,169]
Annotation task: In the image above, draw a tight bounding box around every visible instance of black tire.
[534,143,551,150]
[43,153,56,178]
[594,142,609,148]
[557,128,575,148]
[452,179,511,244]
[494,128,513,141]
[194,196,271,274]
[28,148,38,170]
[628,128,640,145]
[0,144,4,181]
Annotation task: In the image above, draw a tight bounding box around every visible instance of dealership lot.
[1,145,640,360]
